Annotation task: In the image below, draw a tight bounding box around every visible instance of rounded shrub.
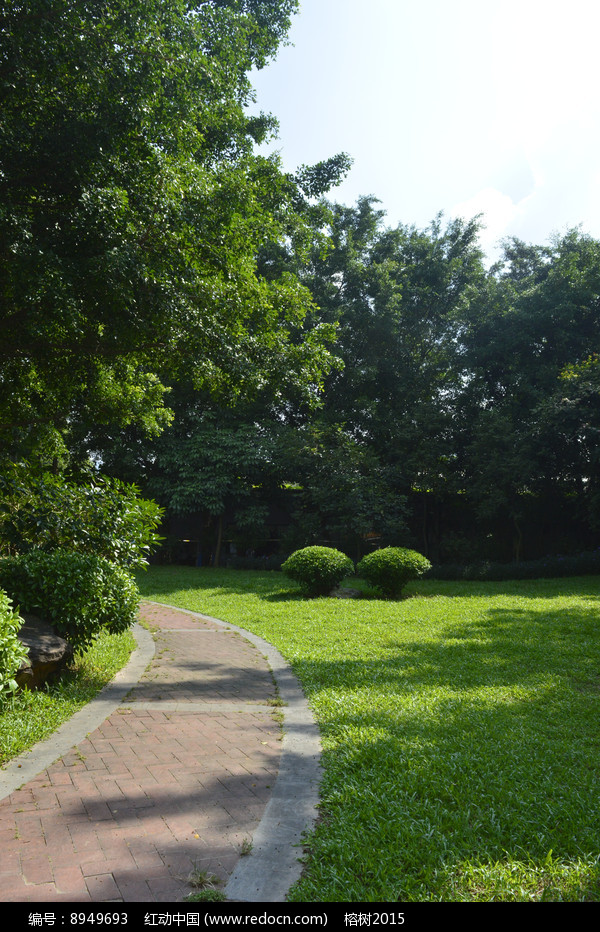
[0,589,28,704]
[281,546,354,597]
[0,551,139,651]
[357,547,431,598]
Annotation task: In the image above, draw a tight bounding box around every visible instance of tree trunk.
[513,514,523,563]
[422,494,430,557]
[214,513,224,568]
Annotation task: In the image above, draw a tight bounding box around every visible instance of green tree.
[290,199,486,557]
[0,464,162,567]
[457,230,600,558]
[0,0,339,464]
[278,422,408,559]
[145,404,278,566]
[298,200,485,468]
[535,354,600,528]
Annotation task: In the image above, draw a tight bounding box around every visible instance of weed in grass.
[442,851,600,902]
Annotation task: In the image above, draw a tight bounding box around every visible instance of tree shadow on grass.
[140,564,600,604]
[139,565,385,603]
[300,681,600,900]
[289,602,600,900]
[257,589,306,603]
[136,567,600,900]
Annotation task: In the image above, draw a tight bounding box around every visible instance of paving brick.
[10,880,58,902]
[52,865,89,898]
[0,603,284,902]
[113,872,155,902]
[21,854,55,885]
[0,870,27,898]
[84,872,122,901]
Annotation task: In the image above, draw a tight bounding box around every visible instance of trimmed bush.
[357,547,431,598]
[0,551,139,651]
[0,589,28,704]
[281,546,354,597]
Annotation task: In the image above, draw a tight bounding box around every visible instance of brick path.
[0,602,283,902]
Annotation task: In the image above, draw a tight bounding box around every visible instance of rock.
[16,614,74,690]
[331,587,363,599]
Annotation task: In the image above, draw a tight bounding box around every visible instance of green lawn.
[137,565,600,902]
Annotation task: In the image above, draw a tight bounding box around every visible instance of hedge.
[0,551,139,651]
[0,589,28,703]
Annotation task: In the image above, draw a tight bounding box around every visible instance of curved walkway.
[0,602,321,903]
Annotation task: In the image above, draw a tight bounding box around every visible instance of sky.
[248,0,600,264]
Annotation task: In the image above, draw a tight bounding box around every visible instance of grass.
[0,627,136,766]
[137,565,600,902]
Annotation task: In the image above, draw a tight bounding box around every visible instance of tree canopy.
[3,2,600,570]
[0,0,344,464]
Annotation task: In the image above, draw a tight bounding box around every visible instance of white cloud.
[450,187,524,261]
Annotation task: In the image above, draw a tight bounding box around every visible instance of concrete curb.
[1,604,322,903]
[0,623,155,800]
[142,602,322,903]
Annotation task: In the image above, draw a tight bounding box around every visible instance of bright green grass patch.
[0,627,135,765]
[137,567,600,902]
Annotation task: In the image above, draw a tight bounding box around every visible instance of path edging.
[142,602,322,904]
[1,604,322,903]
[0,623,155,800]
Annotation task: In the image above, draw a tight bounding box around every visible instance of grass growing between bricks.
[137,566,600,902]
[0,627,135,766]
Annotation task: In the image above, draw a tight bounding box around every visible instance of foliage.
[306,201,486,487]
[540,353,600,526]
[185,889,228,903]
[281,546,354,597]
[0,0,343,465]
[357,546,431,598]
[146,408,274,518]
[0,552,139,650]
[295,208,600,564]
[0,589,27,704]
[143,401,280,566]
[84,194,600,569]
[457,231,600,555]
[277,423,408,556]
[3,3,600,571]
[0,465,163,567]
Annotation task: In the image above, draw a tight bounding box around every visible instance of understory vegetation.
[138,565,600,903]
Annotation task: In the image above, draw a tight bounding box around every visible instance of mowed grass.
[0,627,136,766]
[137,566,600,902]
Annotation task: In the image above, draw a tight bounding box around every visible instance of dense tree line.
[90,197,600,566]
[2,1,600,569]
